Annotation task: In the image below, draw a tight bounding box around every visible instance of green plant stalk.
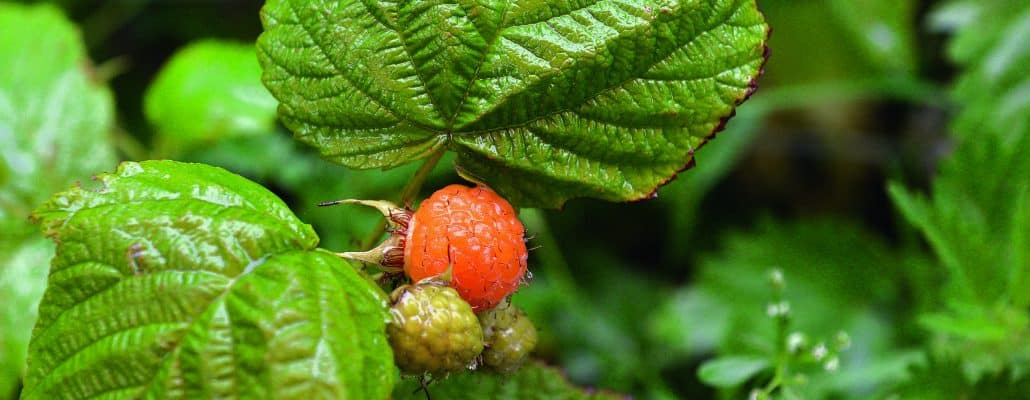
[359,148,446,251]
[398,148,446,207]
[765,317,789,394]
[760,286,790,396]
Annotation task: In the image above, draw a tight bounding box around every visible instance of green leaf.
[0,3,116,232]
[913,302,1030,380]
[887,125,1029,306]
[697,355,769,388]
[919,310,1019,342]
[145,40,279,156]
[0,237,52,399]
[392,362,622,399]
[257,0,769,208]
[933,0,1030,142]
[650,218,926,396]
[890,357,1030,400]
[25,160,395,400]
[671,218,905,343]
[887,0,1030,383]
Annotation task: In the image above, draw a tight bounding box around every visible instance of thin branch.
[359,147,446,250]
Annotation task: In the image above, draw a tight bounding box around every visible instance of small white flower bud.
[765,301,790,318]
[824,356,839,372]
[769,268,785,289]
[812,342,828,361]
[787,332,806,353]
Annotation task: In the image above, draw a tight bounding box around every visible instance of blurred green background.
[1,0,1028,399]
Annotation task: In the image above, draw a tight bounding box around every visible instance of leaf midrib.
[133,254,270,399]
[25,255,273,399]
[447,1,510,130]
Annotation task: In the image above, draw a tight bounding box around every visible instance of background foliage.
[1,0,1028,399]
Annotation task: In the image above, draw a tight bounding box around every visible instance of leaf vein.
[284,0,407,125]
[451,0,511,128]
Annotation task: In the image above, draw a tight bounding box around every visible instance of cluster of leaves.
[1,0,769,399]
[2,0,1028,399]
[662,0,1030,398]
[510,1,1029,399]
[888,0,1030,384]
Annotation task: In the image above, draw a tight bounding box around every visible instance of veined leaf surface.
[26,161,395,400]
[258,0,768,207]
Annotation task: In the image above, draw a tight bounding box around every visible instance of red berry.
[405,185,528,311]
[329,185,529,312]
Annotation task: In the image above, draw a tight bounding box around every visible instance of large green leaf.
[257,0,768,208]
[0,3,116,232]
[25,161,395,400]
[145,40,279,156]
[887,124,1029,380]
[888,132,1029,306]
[392,362,622,399]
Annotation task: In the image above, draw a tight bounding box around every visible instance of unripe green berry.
[387,283,484,375]
[477,300,538,373]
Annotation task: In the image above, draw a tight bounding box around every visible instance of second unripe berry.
[477,300,538,373]
[387,283,484,375]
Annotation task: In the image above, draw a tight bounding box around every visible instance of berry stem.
[399,147,447,207]
[359,147,446,251]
